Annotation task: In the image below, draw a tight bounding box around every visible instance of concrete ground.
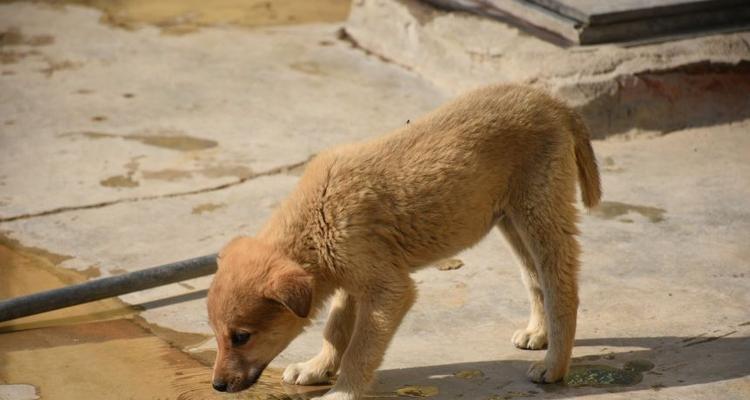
[1,1,749,399]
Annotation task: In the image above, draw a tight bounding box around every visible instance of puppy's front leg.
[284,290,356,385]
[316,277,416,400]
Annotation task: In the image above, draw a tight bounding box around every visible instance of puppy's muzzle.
[212,364,267,393]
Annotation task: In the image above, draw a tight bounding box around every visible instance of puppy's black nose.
[212,381,228,392]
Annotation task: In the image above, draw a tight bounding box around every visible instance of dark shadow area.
[370,334,750,399]
[578,60,750,138]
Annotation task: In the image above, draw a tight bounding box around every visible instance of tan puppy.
[207,84,601,399]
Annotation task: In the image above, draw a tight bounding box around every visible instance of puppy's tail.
[568,110,601,209]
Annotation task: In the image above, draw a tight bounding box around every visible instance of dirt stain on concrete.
[0,27,59,72]
[39,0,350,35]
[38,59,81,77]
[290,61,328,77]
[100,174,140,188]
[592,201,666,223]
[0,27,54,47]
[454,369,483,379]
[602,156,624,173]
[395,385,439,397]
[200,164,253,179]
[0,49,40,64]
[192,202,226,215]
[142,168,194,181]
[0,233,325,400]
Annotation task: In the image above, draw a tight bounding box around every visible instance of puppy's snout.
[212,380,228,392]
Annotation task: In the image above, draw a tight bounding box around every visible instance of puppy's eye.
[231,331,251,346]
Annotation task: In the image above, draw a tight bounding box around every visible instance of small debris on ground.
[454,369,484,379]
[436,259,463,271]
[395,385,439,397]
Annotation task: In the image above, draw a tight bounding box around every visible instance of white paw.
[512,328,547,350]
[311,389,357,400]
[527,360,565,383]
[282,360,332,385]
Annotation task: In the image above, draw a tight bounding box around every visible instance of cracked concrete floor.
[1,1,749,400]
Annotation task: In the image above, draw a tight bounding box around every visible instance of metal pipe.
[0,254,217,323]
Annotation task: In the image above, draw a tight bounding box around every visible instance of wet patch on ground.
[127,133,218,151]
[539,359,656,392]
[141,165,254,182]
[66,130,218,151]
[592,201,666,223]
[22,0,351,35]
[0,233,332,399]
[0,233,137,331]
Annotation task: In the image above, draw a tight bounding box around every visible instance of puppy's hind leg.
[511,197,581,384]
[498,216,547,350]
[283,290,357,385]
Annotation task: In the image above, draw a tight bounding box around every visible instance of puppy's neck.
[256,225,334,316]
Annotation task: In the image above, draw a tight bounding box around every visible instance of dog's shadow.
[364,334,750,399]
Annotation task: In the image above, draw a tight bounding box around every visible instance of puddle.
[39,0,351,34]
[128,133,218,151]
[0,234,328,399]
[70,130,218,151]
[539,359,655,392]
[0,233,136,331]
[591,201,666,223]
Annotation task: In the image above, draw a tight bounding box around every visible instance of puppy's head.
[207,236,313,393]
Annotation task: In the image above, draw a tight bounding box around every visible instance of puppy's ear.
[265,263,313,319]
